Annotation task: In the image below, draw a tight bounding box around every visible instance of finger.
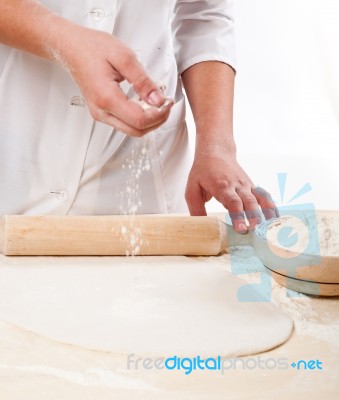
[217,189,248,234]
[92,84,173,132]
[245,209,263,229]
[115,53,165,107]
[185,184,207,216]
[252,187,279,220]
[228,211,248,234]
[236,189,262,229]
[98,110,169,136]
[99,83,173,131]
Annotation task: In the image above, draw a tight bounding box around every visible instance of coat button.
[51,190,70,203]
[90,7,106,21]
[70,96,86,107]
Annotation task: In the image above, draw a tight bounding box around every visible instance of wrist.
[43,17,82,68]
[195,134,237,160]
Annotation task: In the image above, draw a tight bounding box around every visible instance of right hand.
[59,26,173,136]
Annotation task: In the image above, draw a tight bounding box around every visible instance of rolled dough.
[0,255,293,357]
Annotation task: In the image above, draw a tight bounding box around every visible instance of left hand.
[185,154,279,233]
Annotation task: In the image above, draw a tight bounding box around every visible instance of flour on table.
[214,247,339,348]
[0,256,293,357]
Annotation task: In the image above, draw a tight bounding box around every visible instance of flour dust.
[117,138,151,256]
[206,248,339,349]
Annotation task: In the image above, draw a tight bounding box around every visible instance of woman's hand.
[0,1,173,136]
[181,62,278,232]
[185,152,279,233]
[59,27,173,136]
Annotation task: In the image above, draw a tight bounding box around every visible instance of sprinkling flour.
[118,138,152,256]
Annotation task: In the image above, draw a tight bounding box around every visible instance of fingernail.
[148,89,163,106]
[237,222,248,234]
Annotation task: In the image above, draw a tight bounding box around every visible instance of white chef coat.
[0,0,236,216]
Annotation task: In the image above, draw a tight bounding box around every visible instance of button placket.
[90,7,106,22]
[50,190,70,203]
[70,96,86,107]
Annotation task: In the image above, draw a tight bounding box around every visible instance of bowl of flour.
[253,210,339,286]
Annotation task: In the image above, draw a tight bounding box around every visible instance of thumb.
[119,53,165,107]
[185,184,208,216]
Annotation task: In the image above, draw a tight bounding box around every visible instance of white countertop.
[0,250,338,400]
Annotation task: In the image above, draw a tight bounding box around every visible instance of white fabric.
[0,0,236,216]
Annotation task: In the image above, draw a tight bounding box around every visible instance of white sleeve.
[171,0,236,75]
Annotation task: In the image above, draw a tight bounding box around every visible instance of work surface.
[0,250,338,400]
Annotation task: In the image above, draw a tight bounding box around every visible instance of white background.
[186,0,339,212]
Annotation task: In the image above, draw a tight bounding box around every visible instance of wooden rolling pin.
[0,215,228,256]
